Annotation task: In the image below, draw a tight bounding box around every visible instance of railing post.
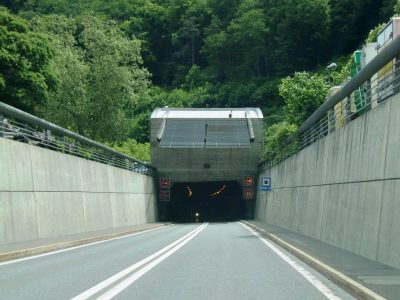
[45,129,51,148]
[0,114,4,138]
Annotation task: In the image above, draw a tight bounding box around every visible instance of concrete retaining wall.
[0,138,157,244]
[255,93,400,269]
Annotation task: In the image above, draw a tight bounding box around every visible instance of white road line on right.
[240,222,342,300]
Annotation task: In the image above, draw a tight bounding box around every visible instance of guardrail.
[0,102,156,176]
[261,35,400,169]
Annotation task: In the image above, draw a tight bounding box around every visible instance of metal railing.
[0,102,156,176]
[261,35,400,169]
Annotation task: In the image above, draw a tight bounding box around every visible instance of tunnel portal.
[166,181,245,222]
[150,108,264,223]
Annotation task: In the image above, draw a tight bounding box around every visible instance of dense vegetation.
[1,0,399,160]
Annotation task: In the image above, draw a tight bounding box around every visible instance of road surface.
[0,222,354,299]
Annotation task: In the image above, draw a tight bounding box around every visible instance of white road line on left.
[240,222,342,300]
[0,225,172,267]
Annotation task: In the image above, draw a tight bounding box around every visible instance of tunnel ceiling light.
[210,185,226,197]
[186,186,192,198]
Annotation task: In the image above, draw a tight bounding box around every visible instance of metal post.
[0,114,4,138]
[45,129,51,148]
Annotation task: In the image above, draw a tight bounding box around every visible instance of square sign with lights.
[261,177,271,191]
[243,188,254,200]
[243,176,254,187]
[159,178,170,189]
[159,191,170,201]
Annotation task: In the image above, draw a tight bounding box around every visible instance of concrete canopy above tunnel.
[150,108,264,184]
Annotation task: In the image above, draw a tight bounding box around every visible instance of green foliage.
[1,0,398,163]
[366,23,386,43]
[329,0,395,55]
[112,139,150,162]
[280,72,330,126]
[263,0,330,74]
[260,121,298,162]
[225,5,269,77]
[0,7,55,113]
[32,14,150,142]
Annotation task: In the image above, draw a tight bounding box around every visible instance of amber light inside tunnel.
[166,181,245,222]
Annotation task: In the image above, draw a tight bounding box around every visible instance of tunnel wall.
[255,93,400,269]
[0,138,157,244]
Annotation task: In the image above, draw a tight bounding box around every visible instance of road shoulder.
[0,223,170,263]
[241,220,398,300]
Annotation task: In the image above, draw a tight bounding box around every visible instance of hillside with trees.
[0,0,399,160]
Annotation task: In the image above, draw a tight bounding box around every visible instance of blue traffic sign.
[261,177,271,191]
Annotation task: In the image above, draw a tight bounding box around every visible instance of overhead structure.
[150,108,264,184]
[150,107,264,221]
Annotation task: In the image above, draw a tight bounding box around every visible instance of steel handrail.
[0,101,155,170]
[299,34,400,133]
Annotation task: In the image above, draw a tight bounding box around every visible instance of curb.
[0,223,170,263]
[241,221,386,300]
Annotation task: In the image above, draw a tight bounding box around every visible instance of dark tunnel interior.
[162,181,246,223]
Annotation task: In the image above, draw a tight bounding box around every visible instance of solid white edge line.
[0,225,172,267]
[240,222,342,300]
[98,223,208,300]
[72,223,207,300]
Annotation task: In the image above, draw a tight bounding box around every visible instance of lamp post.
[326,62,337,85]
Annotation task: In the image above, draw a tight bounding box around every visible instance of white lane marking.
[0,225,172,267]
[240,222,342,300]
[72,223,208,300]
[97,223,208,299]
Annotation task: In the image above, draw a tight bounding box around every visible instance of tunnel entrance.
[167,181,245,223]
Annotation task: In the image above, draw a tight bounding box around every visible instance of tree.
[112,138,150,161]
[226,3,269,77]
[279,72,330,126]
[395,0,400,13]
[32,15,150,142]
[329,0,395,55]
[0,8,55,113]
[263,0,330,74]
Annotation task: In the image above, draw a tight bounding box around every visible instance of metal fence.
[261,35,400,169]
[0,102,156,177]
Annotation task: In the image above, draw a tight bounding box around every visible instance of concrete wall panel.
[35,192,85,238]
[79,159,110,193]
[110,194,131,228]
[359,182,383,260]
[378,180,400,269]
[83,193,113,232]
[255,93,400,269]
[0,139,33,191]
[0,138,157,244]
[0,193,14,243]
[384,95,400,178]
[10,192,38,242]
[30,146,83,192]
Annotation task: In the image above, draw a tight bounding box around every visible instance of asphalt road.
[0,222,355,300]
